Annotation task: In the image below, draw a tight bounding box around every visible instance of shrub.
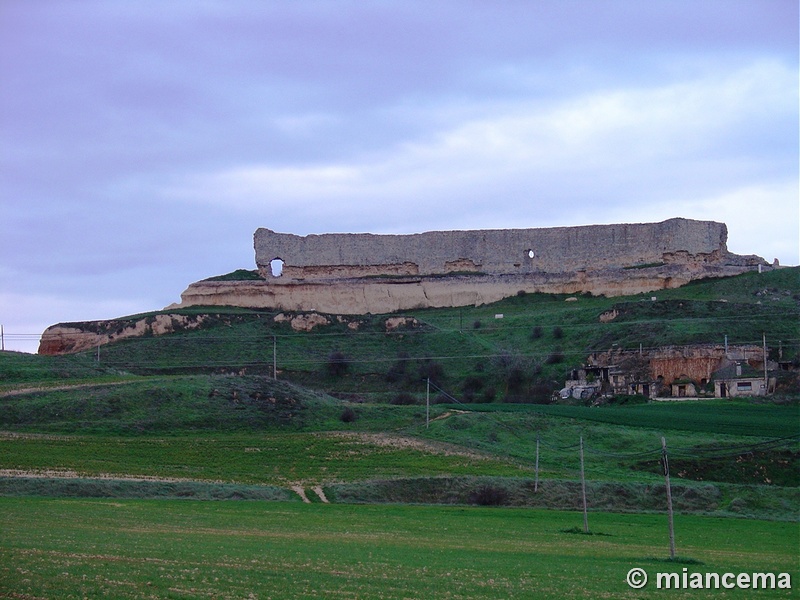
[462,376,484,394]
[385,352,412,386]
[545,348,565,364]
[418,359,445,385]
[530,326,543,340]
[528,383,555,404]
[391,393,416,405]
[340,407,357,423]
[491,350,536,395]
[470,484,509,506]
[327,351,350,377]
[552,326,564,339]
[507,367,526,392]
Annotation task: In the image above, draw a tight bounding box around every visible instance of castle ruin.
[39,218,769,354]
[174,218,765,314]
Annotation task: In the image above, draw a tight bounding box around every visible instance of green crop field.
[1,498,796,599]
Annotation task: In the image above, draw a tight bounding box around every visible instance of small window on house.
[736,381,752,391]
[526,249,535,259]
[270,258,285,277]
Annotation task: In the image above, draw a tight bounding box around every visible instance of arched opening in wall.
[270,258,285,277]
[526,249,535,259]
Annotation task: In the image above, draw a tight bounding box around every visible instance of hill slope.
[31,267,800,402]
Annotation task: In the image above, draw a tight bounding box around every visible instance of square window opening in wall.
[270,258,285,277]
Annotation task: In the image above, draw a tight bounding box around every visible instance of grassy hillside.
[0,269,797,514]
[34,267,799,403]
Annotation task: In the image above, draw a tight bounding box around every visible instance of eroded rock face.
[384,317,419,332]
[38,314,208,355]
[274,312,330,332]
[173,260,761,315]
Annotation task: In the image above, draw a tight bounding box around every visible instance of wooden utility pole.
[662,436,676,559]
[580,436,589,533]
[762,333,768,393]
[426,378,430,428]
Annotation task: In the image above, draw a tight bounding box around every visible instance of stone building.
[575,344,772,399]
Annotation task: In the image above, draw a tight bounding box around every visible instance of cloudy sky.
[1,1,798,353]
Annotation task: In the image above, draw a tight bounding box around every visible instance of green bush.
[470,484,509,506]
[340,407,357,423]
[326,351,350,377]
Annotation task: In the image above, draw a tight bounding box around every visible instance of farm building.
[712,362,774,398]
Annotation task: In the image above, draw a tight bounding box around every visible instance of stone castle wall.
[254,218,736,280]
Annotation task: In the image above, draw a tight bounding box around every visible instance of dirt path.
[0,468,217,484]
[291,485,311,503]
[312,486,329,503]
[0,379,140,398]
[429,409,468,422]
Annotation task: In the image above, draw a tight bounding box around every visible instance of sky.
[1,0,798,353]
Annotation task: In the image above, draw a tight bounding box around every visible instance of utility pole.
[426,377,430,428]
[1,324,4,351]
[763,333,768,393]
[662,436,676,559]
[580,436,589,533]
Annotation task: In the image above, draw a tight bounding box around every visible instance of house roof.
[711,363,764,381]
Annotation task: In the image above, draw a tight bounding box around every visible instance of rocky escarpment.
[39,218,770,355]
[173,258,765,315]
[38,311,419,356]
[38,313,210,355]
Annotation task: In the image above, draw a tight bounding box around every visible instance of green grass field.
[1,498,796,599]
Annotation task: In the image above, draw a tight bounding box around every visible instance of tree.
[327,351,350,377]
[491,349,536,396]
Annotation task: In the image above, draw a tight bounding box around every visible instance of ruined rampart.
[171,217,765,315]
[254,218,743,279]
